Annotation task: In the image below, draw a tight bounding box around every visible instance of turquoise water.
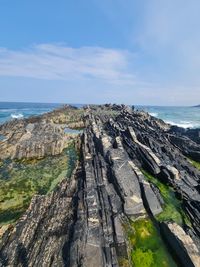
[136,105,200,129]
[64,127,82,134]
[0,102,62,124]
[0,134,5,141]
[0,102,199,129]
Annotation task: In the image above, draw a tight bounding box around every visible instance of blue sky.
[0,0,200,105]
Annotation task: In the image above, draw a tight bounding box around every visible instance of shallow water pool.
[0,134,6,141]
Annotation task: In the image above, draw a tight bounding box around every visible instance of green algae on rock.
[142,170,191,226]
[125,219,177,267]
[0,142,78,225]
[188,158,200,170]
[118,257,130,267]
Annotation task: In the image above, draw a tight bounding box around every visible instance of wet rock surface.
[0,104,200,266]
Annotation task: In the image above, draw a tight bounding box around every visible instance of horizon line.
[0,100,197,108]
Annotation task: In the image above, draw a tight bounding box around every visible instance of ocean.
[0,102,63,124]
[136,105,200,129]
[0,102,199,129]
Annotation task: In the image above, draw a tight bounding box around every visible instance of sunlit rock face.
[0,104,200,267]
[0,105,84,160]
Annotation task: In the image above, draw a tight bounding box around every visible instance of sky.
[0,0,200,105]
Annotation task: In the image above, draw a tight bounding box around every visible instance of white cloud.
[0,42,199,105]
[0,43,139,85]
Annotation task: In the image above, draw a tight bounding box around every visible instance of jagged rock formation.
[0,104,200,267]
[0,105,84,160]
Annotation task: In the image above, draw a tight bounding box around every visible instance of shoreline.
[0,102,200,129]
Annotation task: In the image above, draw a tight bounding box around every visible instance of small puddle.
[64,127,82,135]
[0,134,6,141]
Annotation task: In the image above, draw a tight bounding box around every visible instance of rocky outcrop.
[193,105,200,108]
[0,105,84,160]
[0,104,200,267]
[0,121,73,160]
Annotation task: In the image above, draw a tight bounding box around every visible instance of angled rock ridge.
[0,104,200,267]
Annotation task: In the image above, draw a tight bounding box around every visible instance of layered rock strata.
[0,104,200,267]
[0,105,84,160]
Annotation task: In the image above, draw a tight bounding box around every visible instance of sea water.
[0,102,62,124]
[0,102,199,129]
[136,105,200,129]
[0,102,83,125]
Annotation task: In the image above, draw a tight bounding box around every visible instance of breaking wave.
[166,120,200,129]
[11,113,24,119]
[149,112,158,117]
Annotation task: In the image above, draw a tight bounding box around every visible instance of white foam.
[149,112,158,117]
[11,113,24,119]
[166,120,199,129]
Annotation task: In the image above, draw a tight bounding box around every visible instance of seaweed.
[0,143,78,225]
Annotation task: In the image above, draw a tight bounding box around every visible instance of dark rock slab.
[160,222,200,267]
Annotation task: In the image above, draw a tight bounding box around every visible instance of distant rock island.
[0,104,200,267]
[193,104,200,107]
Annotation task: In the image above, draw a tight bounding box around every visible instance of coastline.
[0,102,200,129]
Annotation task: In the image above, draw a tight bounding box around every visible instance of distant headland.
[193,104,200,107]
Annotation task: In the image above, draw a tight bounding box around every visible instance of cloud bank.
[0,42,199,105]
[0,44,139,85]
